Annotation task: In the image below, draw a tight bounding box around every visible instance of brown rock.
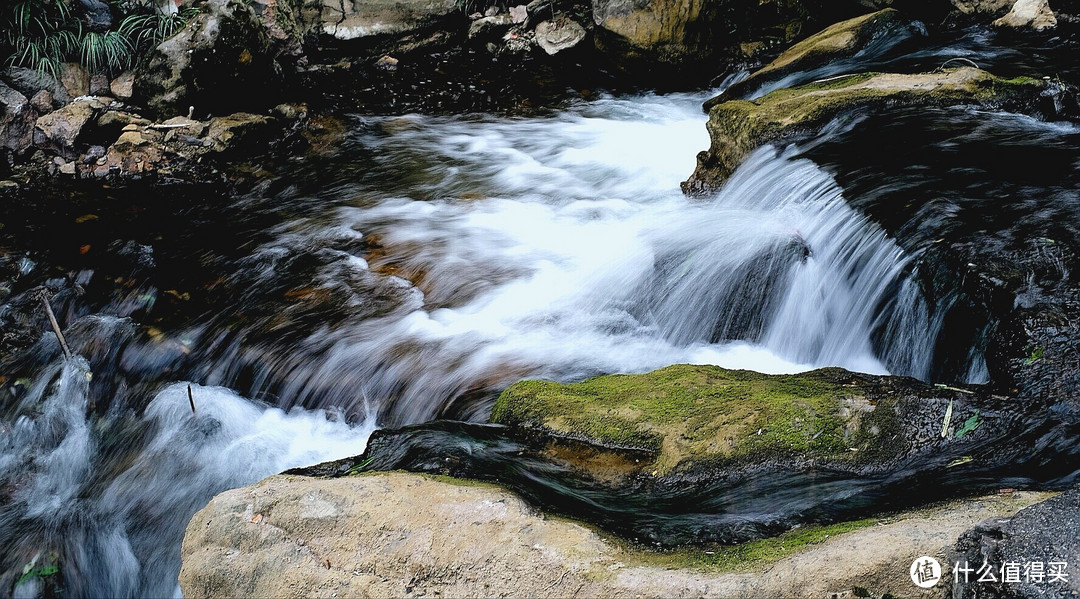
[59,62,90,98]
[0,83,35,152]
[29,90,54,113]
[34,100,98,156]
[204,112,273,152]
[110,72,135,99]
[178,472,1054,599]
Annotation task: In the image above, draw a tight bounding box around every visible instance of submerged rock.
[683,68,1046,195]
[178,471,1053,598]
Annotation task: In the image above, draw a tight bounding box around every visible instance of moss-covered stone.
[682,68,1047,195]
[491,364,934,474]
[710,8,919,107]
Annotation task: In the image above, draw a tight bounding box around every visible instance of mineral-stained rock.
[59,62,90,98]
[468,13,515,42]
[683,68,1046,195]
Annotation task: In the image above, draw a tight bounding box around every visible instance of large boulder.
[0,83,35,152]
[178,471,1052,599]
[33,99,104,158]
[1,67,71,108]
[136,0,310,118]
[318,0,461,41]
[951,486,1080,598]
[683,68,1046,195]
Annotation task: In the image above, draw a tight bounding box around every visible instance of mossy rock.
[491,363,978,476]
[682,68,1046,196]
[709,8,923,106]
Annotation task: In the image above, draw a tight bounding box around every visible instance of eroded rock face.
[683,68,1046,195]
[178,471,1054,599]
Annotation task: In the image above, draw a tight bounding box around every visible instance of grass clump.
[1,0,197,79]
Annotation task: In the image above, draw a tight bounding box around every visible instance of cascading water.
[0,89,949,596]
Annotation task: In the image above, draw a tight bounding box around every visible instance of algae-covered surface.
[491,364,903,473]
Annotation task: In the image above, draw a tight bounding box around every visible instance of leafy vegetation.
[0,0,197,80]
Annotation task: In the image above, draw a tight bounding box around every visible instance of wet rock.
[204,113,274,153]
[109,72,134,99]
[713,9,925,105]
[468,14,516,42]
[1,68,70,107]
[492,364,992,477]
[319,0,461,41]
[683,68,1047,195]
[0,83,34,152]
[534,17,586,55]
[34,100,101,157]
[993,0,1057,29]
[951,486,1080,598]
[59,62,90,98]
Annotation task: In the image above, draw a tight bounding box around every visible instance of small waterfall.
[0,90,951,596]
[198,97,944,425]
[0,318,375,598]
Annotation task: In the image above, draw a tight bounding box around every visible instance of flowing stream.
[0,85,1026,596]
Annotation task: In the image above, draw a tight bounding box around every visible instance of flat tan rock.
[179,471,1053,598]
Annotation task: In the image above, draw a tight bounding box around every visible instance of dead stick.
[39,292,72,361]
[187,384,196,414]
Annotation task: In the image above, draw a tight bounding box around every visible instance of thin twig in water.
[38,291,71,361]
[938,57,980,71]
[187,384,196,414]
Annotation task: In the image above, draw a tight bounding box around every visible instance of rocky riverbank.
[5,0,1080,597]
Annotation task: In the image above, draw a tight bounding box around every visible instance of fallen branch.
[38,291,71,361]
[188,384,196,414]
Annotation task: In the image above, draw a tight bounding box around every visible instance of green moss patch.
[634,517,879,573]
[492,364,890,473]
